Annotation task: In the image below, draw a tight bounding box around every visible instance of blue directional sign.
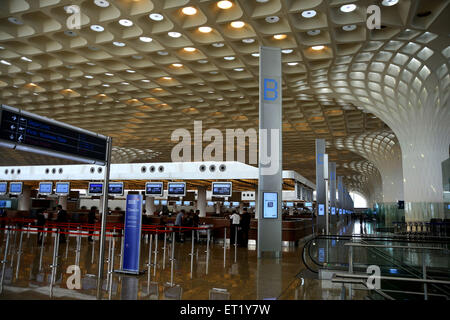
[122,194,143,274]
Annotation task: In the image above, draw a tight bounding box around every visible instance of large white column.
[58,195,68,210]
[197,187,206,217]
[215,202,221,215]
[145,196,155,215]
[18,185,31,211]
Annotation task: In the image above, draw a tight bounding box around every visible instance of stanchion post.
[96,136,112,300]
[206,228,210,275]
[162,228,167,270]
[170,231,175,286]
[223,227,226,268]
[190,229,194,279]
[0,226,11,294]
[15,228,24,279]
[50,231,60,298]
[39,228,45,271]
[153,231,159,277]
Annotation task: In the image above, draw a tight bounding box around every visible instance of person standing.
[193,210,200,242]
[36,208,46,244]
[175,209,185,242]
[239,208,251,248]
[88,206,97,242]
[229,210,241,246]
[56,205,68,243]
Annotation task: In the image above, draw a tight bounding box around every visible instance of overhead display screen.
[305,202,313,208]
[232,202,239,207]
[263,192,278,219]
[168,182,186,196]
[286,202,294,207]
[88,182,103,195]
[145,182,163,196]
[108,182,124,195]
[0,108,107,162]
[9,182,23,195]
[212,182,232,197]
[0,182,7,195]
[183,201,191,206]
[55,182,70,195]
[39,182,53,195]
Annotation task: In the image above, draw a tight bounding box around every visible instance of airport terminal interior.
[0,0,449,301]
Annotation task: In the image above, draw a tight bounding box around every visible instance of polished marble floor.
[0,220,383,300]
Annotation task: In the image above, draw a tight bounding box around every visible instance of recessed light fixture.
[198,26,212,33]
[168,32,182,38]
[182,7,197,15]
[172,63,183,67]
[301,10,317,18]
[149,13,164,21]
[157,51,168,55]
[212,42,224,47]
[21,57,32,62]
[256,0,269,3]
[282,49,293,54]
[94,0,110,8]
[0,60,11,66]
[242,38,255,43]
[198,60,208,64]
[119,19,133,27]
[88,46,99,51]
[90,25,104,32]
[342,25,357,31]
[87,62,96,66]
[251,52,260,57]
[139,36,153,42]
[184,47,196,52]
[224,56,235,60]
[141,79,150,82]
[210,71,218,74]
[311,45,325,50]
[84,75,94,79]
[273,34,287,40]
[102,84,110,87]
[105,73,113,76]
[340,4,357,13]
[287,62,299,66]
[230,21,245,28]
[132,55,143,59]
[113,41,125,47]
[121,82,129,85]
[64,30,77,37]
[126,69,135,73]
[8,17,23,25]
[382,0,399,6]
[217,1,233,9]
[162,77,172,80]
[307,29,321,36]
[265,16,279,23]
[234,68,244,71]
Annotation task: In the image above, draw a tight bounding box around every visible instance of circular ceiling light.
[119,19,133,27]
[301,10,317,18]
[132,55,143,59]
[311,45,325,50]
[224,56,235,60]
[198,26,212,33]
[382,0,399,6]
[126,69,135,73]
[149,13,164,21]
[94,0,110,8]
[265,16,280,23]
[217,1,233,9]
[84,75,94,79]
[242,38,255,43]
[113,41,125,47]
[90,25,104,32]
[105,72,113,76]
[0,60,11,66]
[86,62,96,66]
[162,77,172,80]
[256,0,269,2]
[182,7,197,15]
[230,21,245,28]
[184,47,196,52]
[307,29,321,36]
[198,60,208,63]
[168,31,182,38]
[157,51,168,55]
[287,62,298,66]
[234,68,244,71]
[21,57,32,62]
[251,52,260,57]
[212,42,224,47]
[64,30,77,37]
[273,34,287,40]
[141,79,150,82]
[342,24,357,31]
[340,4,357,12]
[282,49,293,54]
[8,17,23,25]
[172,63,183,67]
[139,36,153,42]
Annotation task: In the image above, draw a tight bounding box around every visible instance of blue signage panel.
[263,192,278,219]
[318,204,325,216]
[122,194,143,273]
[331,207,336,215]
[0,182,7,195]
[339,209,343,215]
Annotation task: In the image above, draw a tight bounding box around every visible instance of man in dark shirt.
[239,208,251,248]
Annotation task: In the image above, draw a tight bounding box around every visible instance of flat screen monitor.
[183,201,190,206]
[207,201,215,206]
[168,182,186,196]
[305,202,313,208]
[161,200,167,206]
[223,201,230,207]
[108,182,124,196]
[39,182,53,195]
[249,201,255,207]
[286,202,294,207]
[212,182,232,197]
[175,201,182,205]
[232,202,239,207]
[55,182,70,195]
[145,182,163,196]
[9,182,23,195]
[263,192,278,219]
[0,182,7,195]
[339,209,343,215]
[318,204,325,216]
[0,200,12,208]
[154,200,160,205]
[88,182,103,195]
[331,207,336,215]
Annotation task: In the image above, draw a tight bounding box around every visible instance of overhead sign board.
[0,105,108,165]
[212,182,232,197]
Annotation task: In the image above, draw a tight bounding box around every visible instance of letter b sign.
[264,78,278,101]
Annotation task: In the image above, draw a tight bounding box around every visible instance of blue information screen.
[89,183,103,194]
[0,182,7,194]
[145,183,163,196]
[339,209,343,215]
[263,192,278,219]
[183,201,191,206]
[122,194,143,273]
[39,182,52,194]
[168,183,185,196]
[318,204,325,216]
[9,182,22,194]
[0,200,12,208]
[161,200,167,206]
[212,182,232,196]
[108,182,123,195]
[331,207,336,215]
[55,182,70,194]
[286,202,294,207]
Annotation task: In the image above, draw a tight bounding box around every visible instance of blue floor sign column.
[120,194,143,274]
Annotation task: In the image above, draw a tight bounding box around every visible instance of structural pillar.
[58,196,68,210]
[197,187,206,217]
[18,185,31,211]
[145,196,155,215]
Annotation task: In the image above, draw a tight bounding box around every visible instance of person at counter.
[239,208,250,248]
[229,210,240,245]
[175,209,186,242]
[36,208,47,245]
